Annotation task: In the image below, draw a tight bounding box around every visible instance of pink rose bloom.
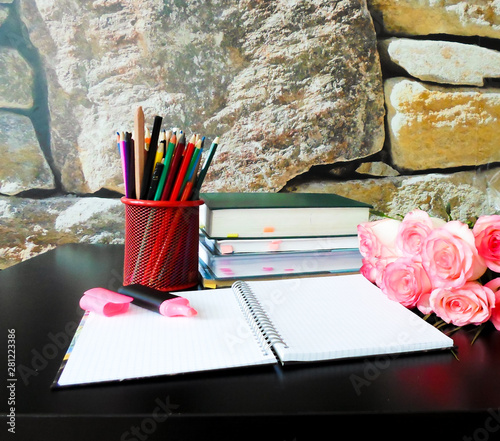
[357,218,401,260]
[379,256,432,308]
[429,281,495,326]
[473,215,500,273]
[396,209,446,257]
[416,292,433,315]
[485,278,500,331]
[360,257,380,285]
[360,255,398,287]
[421,221,487,289]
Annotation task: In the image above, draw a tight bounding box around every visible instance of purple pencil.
[119,132,130,197]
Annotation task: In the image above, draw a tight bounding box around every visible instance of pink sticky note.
[79,287,134,317]
[220,245,234,254]
[262,267,274,272]
[268,240,282,251]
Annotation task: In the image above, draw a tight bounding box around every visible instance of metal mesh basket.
[122,197,203,291]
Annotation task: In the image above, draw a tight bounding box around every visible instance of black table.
[2,244,500,440]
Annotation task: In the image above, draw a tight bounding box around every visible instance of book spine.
[231,281,287,355]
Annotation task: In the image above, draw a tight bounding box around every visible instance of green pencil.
[154,130,175,201]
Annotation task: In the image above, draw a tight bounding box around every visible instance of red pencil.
[180,145,203,201]
[160,133,186,201]
[169,134,197,201]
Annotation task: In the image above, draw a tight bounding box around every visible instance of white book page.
[57,289,276,387]
[244,275,453,363]
[209,207,369,238]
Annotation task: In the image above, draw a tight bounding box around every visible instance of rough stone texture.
[0,196,124,269]
[368,0,500,39]
[0,112,55,194]
[202,0,385,191]
[379,38,500,87]
[385,77,500,171]
[18,0,384,194]
[2,0,500,269]
[285,166,500,223]
[0,8,8,27]
[0,47,34,108]
[386,169,500,222]
[355,161,399,177]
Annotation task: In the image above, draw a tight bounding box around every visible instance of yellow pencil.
[152,130,166,172]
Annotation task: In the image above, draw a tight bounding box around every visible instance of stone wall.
[287,0,500,222]
[0,0,499,269]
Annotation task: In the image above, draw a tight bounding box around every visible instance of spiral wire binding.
[232,281,287,356]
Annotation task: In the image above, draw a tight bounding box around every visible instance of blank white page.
[56,289,276,387]
[243,274,454,363]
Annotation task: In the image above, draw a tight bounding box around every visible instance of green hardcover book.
[199,192,372,239]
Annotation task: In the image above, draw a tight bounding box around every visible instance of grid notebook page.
[244,274,454,363]
[56,288,276,387]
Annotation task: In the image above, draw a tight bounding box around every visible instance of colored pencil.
[179,137,203,196]
[145,127,151,152]
[192,136,219,199]
[118,105,219,202]
[180,147,203,201]
[133,106,145,198]
[126,132,136,199]
[140,115,162,199]
[169,134,197,201]
[160,132,185,201]
[144,126,151,163]
[154,131,175,201]
[119,132,128,197]
[152,131,165,171]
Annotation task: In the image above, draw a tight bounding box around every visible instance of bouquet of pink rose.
[357,210,500,333]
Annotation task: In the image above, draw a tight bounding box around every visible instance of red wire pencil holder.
[122,197,204,291]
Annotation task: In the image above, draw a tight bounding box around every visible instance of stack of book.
[198,192,371,288]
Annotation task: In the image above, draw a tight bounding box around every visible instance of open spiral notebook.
[54,274,453,388]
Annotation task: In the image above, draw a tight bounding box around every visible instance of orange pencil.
[144,126,151,162]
